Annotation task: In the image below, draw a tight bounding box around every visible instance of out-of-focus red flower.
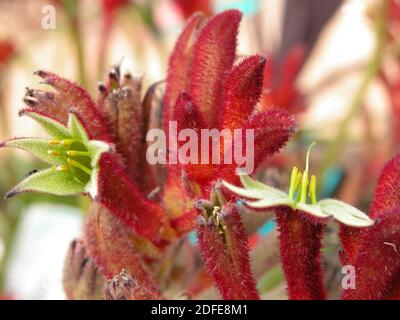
[173,0,212,19]
[389,0,400,24]
[261,45,306,114]
[0,40,15,67]
[341,154,400,299]
[383,75,400,143]
[102,0,130,22]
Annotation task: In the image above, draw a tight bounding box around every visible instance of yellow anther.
[288,167,299,200]
[294,172,303,190]
[61,139,78,146]
[47,150,60,157]
[48,140,60,145]
[56,165,69,171]
[67,157,92,175]
[299,172,309,204]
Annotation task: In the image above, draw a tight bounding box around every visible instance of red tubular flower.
[261,45,306,114]
[341,154,400,299]
[159,12,297,295]
[160,10,296,246]
[0,40,15,67]
[163,10,296,192]
[196,191,259,300]
[173,0,212,19]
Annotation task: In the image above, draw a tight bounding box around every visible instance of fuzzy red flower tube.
[196,189,259,300]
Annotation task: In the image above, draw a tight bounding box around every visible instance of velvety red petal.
[343,206,400,300]
[242,109,297,170]
[96,152,175,246]
[370,153,400,217]
[163,13,206,132]
[220,55,266,130]
[33,70,113,143]
[189,10,242,127]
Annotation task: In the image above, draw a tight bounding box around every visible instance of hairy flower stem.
[318,0,388,184]
[276,207,326,300]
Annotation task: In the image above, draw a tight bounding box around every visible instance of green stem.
[318,0,388,183]
[70,17,86,86]
[64,0,86,86]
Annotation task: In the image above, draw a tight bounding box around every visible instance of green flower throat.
[48,138,93,184]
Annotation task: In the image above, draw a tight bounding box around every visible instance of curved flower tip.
[222,143,374,227]
[2,110,111,199]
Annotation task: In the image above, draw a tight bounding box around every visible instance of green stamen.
[67,150,91,157]
[60,139,80,146]
[294,172,303,191]
[288,166,299,200]
[67,157,92,175]
[290,141,317,205]
[309,174,317,204]
[299,173,309,203]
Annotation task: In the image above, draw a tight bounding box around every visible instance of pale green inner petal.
[246,197,292,209]
[68,113,89,141]
[223,180,270,199]
[318,199,374,227]
[8,167,85,197]
[25,111,71,139]
[88,140,111,168]
[295,202,329,219]
[4,138,65,166]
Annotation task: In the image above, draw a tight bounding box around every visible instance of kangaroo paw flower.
[222,142,374,227]
[222,142,374,299]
